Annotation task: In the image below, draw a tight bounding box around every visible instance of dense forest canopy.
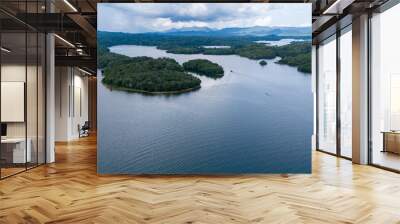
[100,49,201,93]
[183,59,224,78]
[98,31,311,73]
[276,52,311,73]
[98,31,308,48]
[98,47,132,68]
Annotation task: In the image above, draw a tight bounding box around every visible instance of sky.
[98,3,311,33]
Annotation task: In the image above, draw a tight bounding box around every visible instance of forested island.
[183,59,224,78]
[98,31,311,73]
[99,48,228,93]
[259,60,267,66]
[100,49,201,93]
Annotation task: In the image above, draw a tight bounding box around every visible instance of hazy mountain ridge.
[162,26,311,37]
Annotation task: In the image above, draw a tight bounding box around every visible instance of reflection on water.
[98,44,313,174]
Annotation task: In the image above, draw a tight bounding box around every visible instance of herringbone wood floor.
[1,135,400,224]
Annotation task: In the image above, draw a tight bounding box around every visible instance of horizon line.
[98,25,312,35]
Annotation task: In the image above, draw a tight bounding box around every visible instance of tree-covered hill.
[100,49,201,93]
[274,42,311,73]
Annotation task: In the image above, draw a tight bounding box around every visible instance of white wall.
[1,64,38,138]
[55,67,89,141]
[1,64,26,129]
[1,65,26,141]
[1,63,46,164]
[71,72,89,138]
[55,66,70,141]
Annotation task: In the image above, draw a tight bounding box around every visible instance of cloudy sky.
[98,3,311,33]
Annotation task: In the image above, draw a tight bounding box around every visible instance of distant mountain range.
[161,26,311,37]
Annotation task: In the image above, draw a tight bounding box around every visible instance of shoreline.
[103,83,201,95]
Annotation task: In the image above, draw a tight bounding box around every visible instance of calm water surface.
[98,44,313,174]
[202,45,231,48]
[255,38,307,46]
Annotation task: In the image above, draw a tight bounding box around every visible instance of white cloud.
[98,3,311,33]
[176,3,210,18]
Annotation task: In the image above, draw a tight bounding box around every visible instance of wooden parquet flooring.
[1,135,400,224]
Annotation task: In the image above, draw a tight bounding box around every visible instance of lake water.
[98,44,313,174]
[202,45,231,48]
[255,39,307,46]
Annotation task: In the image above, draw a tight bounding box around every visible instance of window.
[339,27,352,158]
[370,3,400,171]
[318,35,337,154]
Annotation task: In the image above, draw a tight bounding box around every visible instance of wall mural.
[97,3,313,174]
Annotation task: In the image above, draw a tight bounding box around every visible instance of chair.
[78,121,90,138]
